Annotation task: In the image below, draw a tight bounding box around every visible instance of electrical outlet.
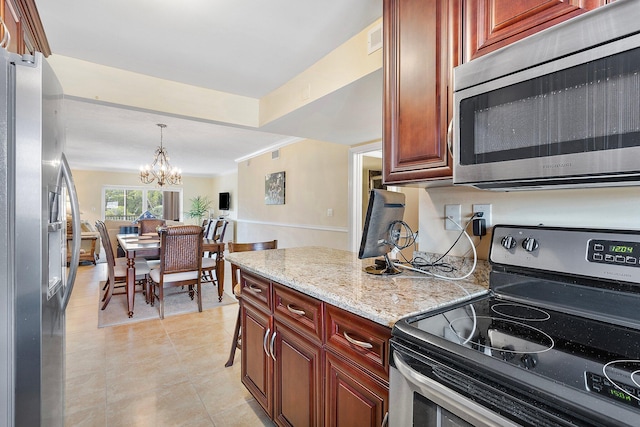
[445,204,461,230]
[472,204,492,227]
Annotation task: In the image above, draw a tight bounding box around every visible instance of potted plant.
[186,195,212,225]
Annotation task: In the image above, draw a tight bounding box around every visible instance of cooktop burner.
[490,302,550,321]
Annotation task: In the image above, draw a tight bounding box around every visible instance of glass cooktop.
[401,279,640,414]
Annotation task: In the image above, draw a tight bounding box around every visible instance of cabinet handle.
[447,119,454,156]
[248,284,262,293]
[287,303,306,316]
[269,331,277,361]
[263,328,271,356]
[343,331,373,349]
[381,412,389,427]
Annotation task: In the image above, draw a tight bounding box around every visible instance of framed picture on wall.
[265,171,286,205]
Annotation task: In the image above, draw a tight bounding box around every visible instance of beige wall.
[236,139,349,249]
[211,171,238,220]
[71,169,216,227]
[419,185,640,259]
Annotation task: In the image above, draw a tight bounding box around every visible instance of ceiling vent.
[368,23,382,54]
[272,149,280,160]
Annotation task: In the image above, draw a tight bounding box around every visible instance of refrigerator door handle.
[60,153,80,311]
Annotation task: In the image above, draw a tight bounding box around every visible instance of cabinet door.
[325,351,388,427]
[464,0,607,60]
[383,0,458,184]
[273,322,323,427]
[241,302,273,417]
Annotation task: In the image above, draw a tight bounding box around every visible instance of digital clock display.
[610,388,633,402]
[610,245,634,254]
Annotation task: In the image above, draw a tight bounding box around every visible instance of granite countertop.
[226,246,490,328]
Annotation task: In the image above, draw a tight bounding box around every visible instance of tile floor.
[64,263,275,427]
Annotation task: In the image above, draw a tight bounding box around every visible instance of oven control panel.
[586,372,640,409]
[489,225,640,283]
[588,240,640,268]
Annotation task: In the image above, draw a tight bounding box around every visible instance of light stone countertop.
[226,246,490,328]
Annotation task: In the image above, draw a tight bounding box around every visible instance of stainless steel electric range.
[390,225,640,427]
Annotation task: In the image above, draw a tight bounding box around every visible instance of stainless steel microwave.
[453,0,640,190]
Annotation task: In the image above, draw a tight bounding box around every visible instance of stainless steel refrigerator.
[0,47,81,426]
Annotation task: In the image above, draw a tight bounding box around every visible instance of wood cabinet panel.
[273,321,323,427]
[2,0,22,53]
[464,0,608,60]
[241,302,273,417]
[1,0,50,55]
[383,0,458,184]
[325,351,388,427]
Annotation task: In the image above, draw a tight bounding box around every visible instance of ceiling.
[34,0,383,177]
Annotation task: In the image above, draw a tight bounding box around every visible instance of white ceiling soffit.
[260,69,383,145]
[63,98,293,176]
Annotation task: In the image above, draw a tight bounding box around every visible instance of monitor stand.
[363,254,402,275]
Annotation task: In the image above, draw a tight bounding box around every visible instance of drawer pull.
[447,119,454,156]
[263,328,271,355]
[248,284,262,293]
[287,304,306,316]
[269,331,277,361]
[343,331,373,349]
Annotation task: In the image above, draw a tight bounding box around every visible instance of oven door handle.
[392,352,520,427]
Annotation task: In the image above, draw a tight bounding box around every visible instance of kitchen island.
[227,246,489,427]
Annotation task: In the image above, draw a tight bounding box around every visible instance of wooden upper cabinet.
[383,0,460,185]
[1,0,50,55]
[464,0,609,61]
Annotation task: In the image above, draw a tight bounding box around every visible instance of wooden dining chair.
[95,220,151,310]
[225,239,278,367]
[138,218,166,235]
[149,225,204,319]
[201,220,229,286]
[204,219,227,241]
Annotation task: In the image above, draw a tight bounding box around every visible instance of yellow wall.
[260,18,382,126]
[71,169,216,227]
[236,138,349,249]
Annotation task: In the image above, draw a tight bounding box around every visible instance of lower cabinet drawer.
[324,304,391,383]
[240,271,271,312]
[273,282,323,343]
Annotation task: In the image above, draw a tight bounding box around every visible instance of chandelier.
[139,124,182,187]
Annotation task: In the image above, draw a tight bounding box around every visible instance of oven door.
[390,349,520,427]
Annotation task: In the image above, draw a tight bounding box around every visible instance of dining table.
[116,233,226,317]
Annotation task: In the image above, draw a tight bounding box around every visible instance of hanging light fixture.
[139,123,182,187]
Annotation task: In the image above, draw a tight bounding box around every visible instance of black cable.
[383,215,480,274]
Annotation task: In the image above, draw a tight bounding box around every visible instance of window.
[103,187,181,221]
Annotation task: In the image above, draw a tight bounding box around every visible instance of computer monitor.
[358,189,405,275]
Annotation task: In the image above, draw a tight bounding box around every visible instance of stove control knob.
[501,235,517,250]
[522,237,539,252]
[521,353,537,370]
